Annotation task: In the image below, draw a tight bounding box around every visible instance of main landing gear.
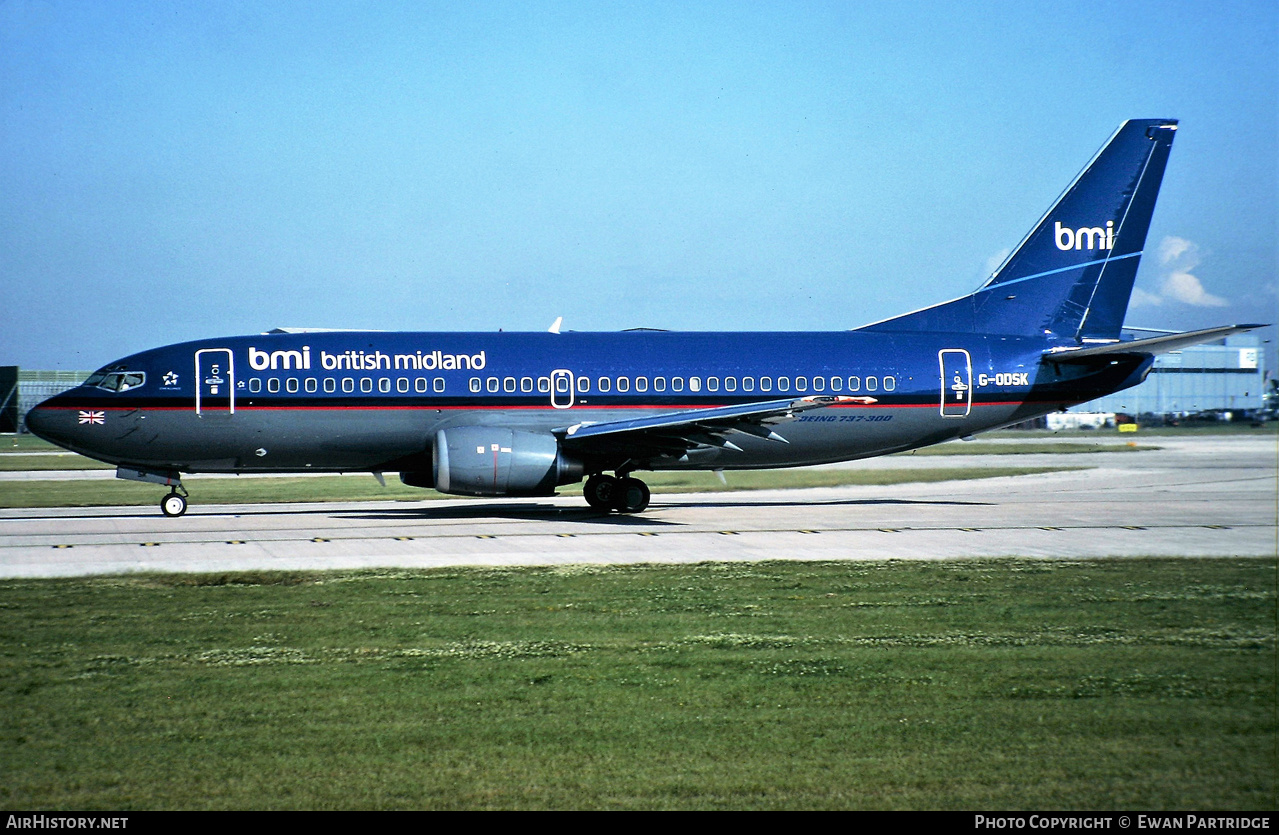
[583,473,651,514]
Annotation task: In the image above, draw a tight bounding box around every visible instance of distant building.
[1,368,93,433]
[1075,331,1267,420]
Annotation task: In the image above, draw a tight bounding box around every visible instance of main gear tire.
[612,477,650,514]
[583,474,619,510]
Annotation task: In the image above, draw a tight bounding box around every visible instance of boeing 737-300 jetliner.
[27,120,1263,516]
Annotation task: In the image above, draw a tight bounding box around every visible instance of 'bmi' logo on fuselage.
[1054,221,1114,251]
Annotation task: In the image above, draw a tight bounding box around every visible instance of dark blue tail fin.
[862,119,1178,341]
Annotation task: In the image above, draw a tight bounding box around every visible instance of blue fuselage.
[27,329,1150,477]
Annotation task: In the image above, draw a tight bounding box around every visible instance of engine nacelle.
[401,427,583,497]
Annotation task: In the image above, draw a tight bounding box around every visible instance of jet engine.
[401,427,584,497]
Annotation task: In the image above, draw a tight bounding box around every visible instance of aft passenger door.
[938,349,971,418]
[195,348,235,416]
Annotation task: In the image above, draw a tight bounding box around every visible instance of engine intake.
[402,427,583,497]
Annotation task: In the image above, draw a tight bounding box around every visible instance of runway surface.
[0,435,1274,577]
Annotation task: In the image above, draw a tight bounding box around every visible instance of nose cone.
[24,402,54,441]
[25,396,72,447]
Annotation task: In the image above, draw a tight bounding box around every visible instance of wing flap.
[557,395,875,459]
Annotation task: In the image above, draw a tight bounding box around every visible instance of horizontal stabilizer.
[1043,324,1266,364]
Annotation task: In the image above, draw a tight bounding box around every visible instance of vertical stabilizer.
[863,120,1178,340]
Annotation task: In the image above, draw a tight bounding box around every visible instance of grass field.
[0,436,1152,472]
[0,558,1272,810]
[0,454,113,471]
[0,465,1079,509]
[895,441,1156,455]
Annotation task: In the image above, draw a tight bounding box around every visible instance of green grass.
[893,441,1157,455]
[0,437,1138,472]
[1000,422,1279,437]
[0,466,1080,509]
[1,434,66,452]
[0,558,1272,810]
[0,453,112,471]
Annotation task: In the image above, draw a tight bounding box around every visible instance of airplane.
[25,119,1264,518]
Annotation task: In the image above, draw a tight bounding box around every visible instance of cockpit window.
[89,371,146,392]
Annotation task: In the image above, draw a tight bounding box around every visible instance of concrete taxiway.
[0,435,1274,577]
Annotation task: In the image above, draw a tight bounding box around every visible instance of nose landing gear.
[583,473,651,514]
[116,466,189,518]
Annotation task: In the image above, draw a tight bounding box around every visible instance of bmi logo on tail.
[1054,221,1114,251]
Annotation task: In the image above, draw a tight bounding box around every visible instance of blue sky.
[2,1,1275,370]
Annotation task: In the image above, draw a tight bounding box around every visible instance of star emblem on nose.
[163,371,179,386]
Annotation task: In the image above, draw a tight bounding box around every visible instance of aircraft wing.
[1043,324,1267,364]
[556,395,875,459]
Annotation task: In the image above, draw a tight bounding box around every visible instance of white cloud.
[1139,236,1230,308]
[1158,236,1194,265]
[1163,271,1228,307]
[1128,287,1163,308]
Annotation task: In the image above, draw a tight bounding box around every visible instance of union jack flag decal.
[78,410,105,425]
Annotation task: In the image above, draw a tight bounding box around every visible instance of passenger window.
[812,376,824,392]
[725,377,737,392]
[707,377,719,392]
[286,378,299,393]
[268,378,280,393]
[342,378,355,393]
[848,376,860,392]
[598,377,611,392]
[742,377,755,392]
[617,377,630,392]
[795,376,807,391]
[324,378,335,393]
[486,377,499,393]
[361,378,373,393]
[434,378,445,393]
[538,377,550,393]
[866,376,878,392]
[305,378,318,393]
[379,378,391,393]
[555,376,570,394]
[398,378,410,393]
[577,377,590,393]
[830,376,842,392]
[504,377,516,393]
[883,376,896,392]
[654,377,667,392]
[249,378,262,393]
[672,378,684,392]
[469,377,481,393]
[415,377,428,393]
[777,377,790,392]
[689,377,700,392]
[635,377,648,392]
[759,378,772,392]
[521,377,533,393]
